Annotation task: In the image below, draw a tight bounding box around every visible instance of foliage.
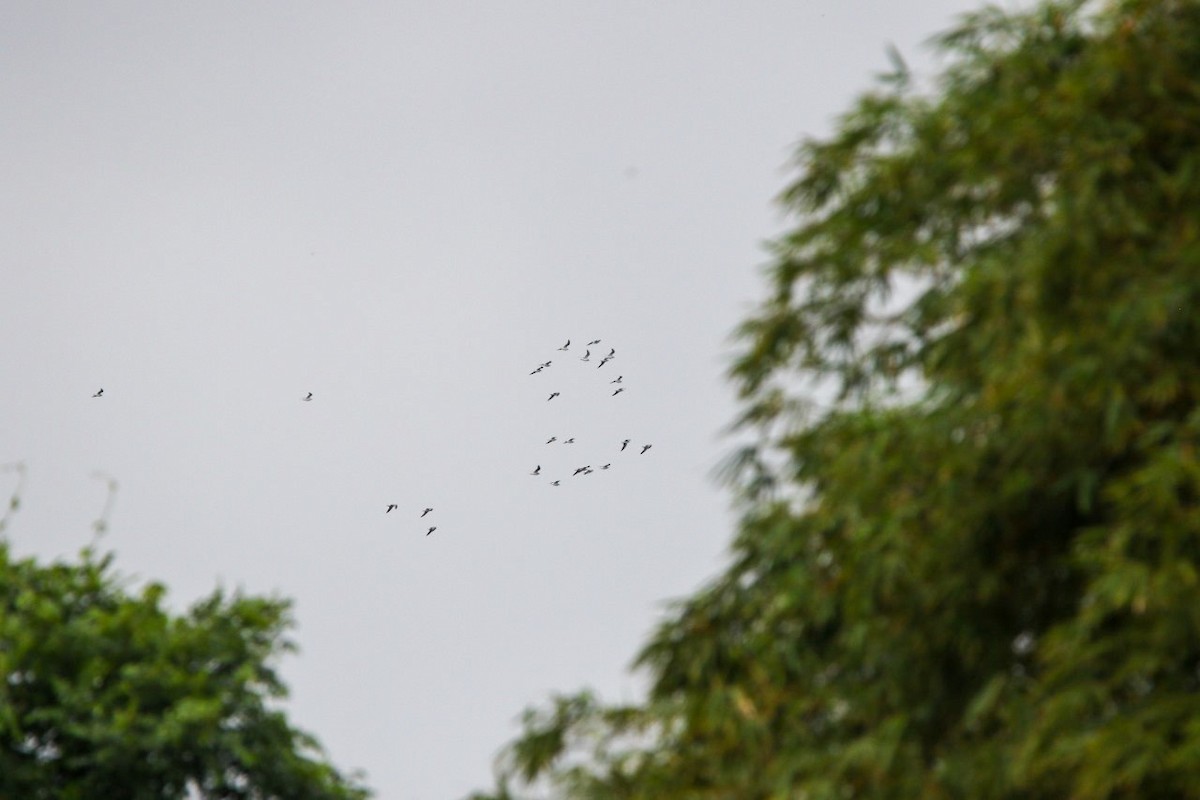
[0,539,371,800]
[470,0,1200,797]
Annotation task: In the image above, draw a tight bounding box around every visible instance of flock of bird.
[88,336,653,538]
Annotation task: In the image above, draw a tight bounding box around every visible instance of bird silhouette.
[546,436,557,444]
[573,466,590,476]
[587,339,601,346]
[621,439,630,451]
[531,465,541,475]
[426,526,437,536]
[92,388,103,398]
[386,504,398,513]
[558,339,570,351]
[597,357,612,368]
[564,438,575,444]
[421,507,433,517]
[612,388,626,396]
[601,463,612,470]
[551,480,561,486]
[530,367,544,375]
[610,376,623,384]
[580,350,591,362]
[302,392,313,401]
[548,392,560,401]
[540,360,552,368]
[641,444,652,454]
[606,348,615,357]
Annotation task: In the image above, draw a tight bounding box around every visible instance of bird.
[302,392,313,401]
[426,526,437,536]
[606,348,615,358]
[421,507,433,517]
[558,339,570,351]
[573,466,590,476]
[610,376,623,384]
[540,360,552,368]
[587,339,601,346]
[530,367,544,375]
[621,439,630,451]
[92,388,104,398]
[641,444,652,454]
[612,388,626,396]
[531,465,541,475]
[580,350,591,362]
[583,467,594,475]
[601,463,611,470]
[546,436,557,444]
[386,504,398,513]
[548,392,560,401]
[564,437,575,444]
[597,357,612,368]
[551,480,561,486]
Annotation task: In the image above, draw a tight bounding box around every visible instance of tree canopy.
[0,534,371,799]
[470,0,1200,797]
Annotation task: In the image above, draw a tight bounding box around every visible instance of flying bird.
[612,388,626,396]
[551,480,561,486]
[597,357,612,368]
[606,348,615,358]
[621,439,630,451]
[302,392,313,401]
[92,388,104,398]
[541,360,552,368]
[583,467,594,475]
[546,436,557,444]
[530,367,544,375]
[587,339,601,346]
[558,339,570,350]
[548,392,560,401]
[531,465,541,475]
[641,444,653,454]
[421,507,433,517]
[426,526,437,536]
[564,438,575,444]
[573,466,590,476]
[610,376,623,384]
[601,463,611,470]
[386,504,398,513]
[580,350,591,362]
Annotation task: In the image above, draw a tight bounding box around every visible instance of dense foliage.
[0,539,370,800]
[471,0,1200,797]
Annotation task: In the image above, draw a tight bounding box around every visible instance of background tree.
[0,478,371,799]
[469,0,1200,797]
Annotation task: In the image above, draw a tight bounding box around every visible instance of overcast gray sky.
[1,2,1022,797]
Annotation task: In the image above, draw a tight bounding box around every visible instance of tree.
[470,0,1200,797]
[0,524,371,798]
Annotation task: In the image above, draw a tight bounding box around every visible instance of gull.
[546,436,557,444]
[606,348,615,358]
[610,375,623,384]
[564,438,575,444]
[597,357,612,368]
[421,507,433,517]
[612,388,626,396]
[92,388,104,398]
[551,480,561,486]
[530,367,544,375]
[387,504,398,513]
[548,392,560,401]
[580,350,591,362]
[302,392,313,401]
[641,444,653,454]
[601,463,611,470]
[620,439,630,451]
[541,360,552,368]
[573,466,590,476]
[426,526,437,536]
[531,465,541,475]
[587,339,601,346]
[558,339,570,351]
[583,467,594,475]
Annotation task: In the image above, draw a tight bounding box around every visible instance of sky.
[0,2,1027,797]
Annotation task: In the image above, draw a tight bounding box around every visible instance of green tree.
[0,533,371,799]
[470,0,1200,797]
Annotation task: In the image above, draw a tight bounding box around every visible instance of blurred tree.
[0,536,371,799]
[469,0,1200,797]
